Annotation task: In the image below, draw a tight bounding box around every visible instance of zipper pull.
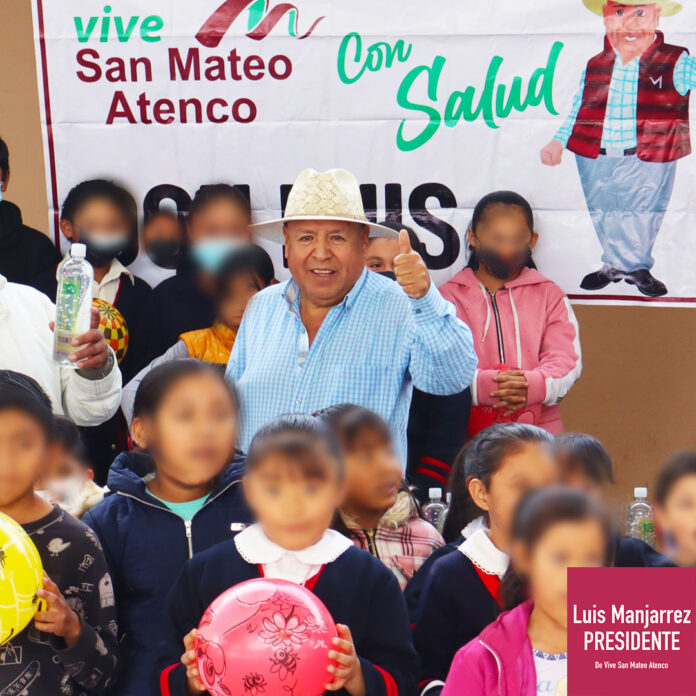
[184,519,193,559]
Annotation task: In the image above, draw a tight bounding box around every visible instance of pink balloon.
[195,578,338,696]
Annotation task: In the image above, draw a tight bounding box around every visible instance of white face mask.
[36,477,85,509]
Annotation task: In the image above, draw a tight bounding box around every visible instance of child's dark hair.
[133,359,235,419]
[467,190,536,271]
[51,415,87,462]
[454,423,554,529]
[215,244,275,300]
[555,433,614,485]
[188,184,251,225]
[501,486,610,609]
[0,137,8,181]
[247,413,343,481]
[61,179,138,237]
[441,449,469,543]
[315,403,392,452]
[0,370,54,435]
[655,451,696,505]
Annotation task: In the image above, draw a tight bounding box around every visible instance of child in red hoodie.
[439,191,581,435]
[442,487,609,696]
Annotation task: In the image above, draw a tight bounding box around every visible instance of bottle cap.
[428,487,442,499]
[634,486,648,498]
[71,243,87,258]
[446,492,452,504]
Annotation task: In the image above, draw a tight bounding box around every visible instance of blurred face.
[469,443,558,549]
[0,409,48,507]
[468,205,537,281]
[132,374,237,488]
[243,453,344,551]
[35,447,92,508]
[284,220,369,307]
[218,273,262,330]
[656,475,696,564]
[342,430,402,515]
[561,465,608,502]
[604,2,660,63]
[515,519,606,628]
[143,213,183,246]
[365,237,401,273]
[61,197,130,247]
[187,199,251,243]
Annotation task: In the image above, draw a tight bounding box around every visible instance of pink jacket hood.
[439,268,582,433]
[442,600,536,696]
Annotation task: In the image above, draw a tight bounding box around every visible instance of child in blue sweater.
[84,360,251,696]
[159,413,417,696]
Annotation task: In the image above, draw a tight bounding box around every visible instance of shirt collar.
[235,522,353,565]
[458,528,509,578]
[58,254,134,286]
[283,267,370,314]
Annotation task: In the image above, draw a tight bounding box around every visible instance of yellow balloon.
[0,512,43,645]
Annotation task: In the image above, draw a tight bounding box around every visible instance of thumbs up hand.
[393,229,431,299]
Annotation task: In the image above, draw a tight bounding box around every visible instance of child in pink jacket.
[442,486,609,696]
[439,191,581,435]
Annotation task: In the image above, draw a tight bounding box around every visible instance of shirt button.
[296,398,302,404]
[300,327,306,334]
[415,308,422,314]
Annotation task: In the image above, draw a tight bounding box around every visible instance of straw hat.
[251,168,399,242]
[582,0,682,16]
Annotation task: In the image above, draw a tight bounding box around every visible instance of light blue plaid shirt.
[226,268,477,463]
[555,50,696,150]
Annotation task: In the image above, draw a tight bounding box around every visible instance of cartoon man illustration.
[540,0,694,297]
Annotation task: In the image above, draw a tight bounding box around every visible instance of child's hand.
[35,573,82,647]
[540,139,563,166]
[492,370,528,416]
[181,629,206,694]
[326,624,365,696]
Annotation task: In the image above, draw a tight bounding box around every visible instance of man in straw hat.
[225,168,477,462]
[541,0,694,298]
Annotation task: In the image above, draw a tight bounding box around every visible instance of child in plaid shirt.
[320,404,444,589]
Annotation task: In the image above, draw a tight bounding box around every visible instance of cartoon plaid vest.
[567,31,691,163]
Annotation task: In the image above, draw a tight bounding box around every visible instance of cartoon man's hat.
[583,0,682,16]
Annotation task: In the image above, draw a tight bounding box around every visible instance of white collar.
[57,254,134,286]
[235,523,353,566]
[461,515,487,539]
[0,274,6,292]
[458,528,509,578]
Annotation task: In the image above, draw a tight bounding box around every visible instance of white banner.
[32,0,696,305]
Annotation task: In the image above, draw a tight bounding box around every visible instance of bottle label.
[54,277,81,357]
[639,520,655,534]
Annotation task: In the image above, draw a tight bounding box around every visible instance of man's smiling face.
[604,2,661,63]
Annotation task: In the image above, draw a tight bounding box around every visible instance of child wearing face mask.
[35,415,106,518]
[32,179,151,480]
[83,360,251,696]
[139,184,253,367]
[158,413,417,696]
[120,244,275,425]
[442,487,609,696]
[440,191,581,436]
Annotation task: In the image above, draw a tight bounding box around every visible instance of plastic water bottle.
[423,488,448,533]
[626,487,656,548]
[53,243,93,367]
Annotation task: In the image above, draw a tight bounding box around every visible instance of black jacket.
[137,258,215,369]
[0,200,60,285]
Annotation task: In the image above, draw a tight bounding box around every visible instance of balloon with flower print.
[195,578,338,696]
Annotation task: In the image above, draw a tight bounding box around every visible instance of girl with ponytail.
[413,423,557,696]
[443,487,610,696]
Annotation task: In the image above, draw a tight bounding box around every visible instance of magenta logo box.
[568,567,696,696]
